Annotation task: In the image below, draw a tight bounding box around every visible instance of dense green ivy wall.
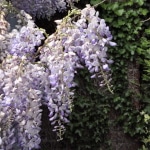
[94,1,150,149]
[63,69,112,150]
[61,0,150,150]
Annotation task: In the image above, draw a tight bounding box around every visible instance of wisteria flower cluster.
[0,6,47,149]
[10,0,79,19]
[8,25,45,59]
[39,4,116,140]
[0,9,10,62]
[40,37,78,140]
[0,56,47,150]
[62,5,116,88]
[0,2,116,149]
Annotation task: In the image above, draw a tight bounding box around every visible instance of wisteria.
[42,5,116,92]
[8,25,45,59]
[62,5,116,88]
[0,6,46,149]
[0,9,10,62]
[40,37,78,139]
[10,0,79,19]
[0,56,46,149]
[0,1,116,149]
[39,4,116,140]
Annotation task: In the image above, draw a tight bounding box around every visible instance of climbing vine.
[61,0,150,149]
[90,0,150,149]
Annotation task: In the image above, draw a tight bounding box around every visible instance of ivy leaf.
[125,1,134,6]
[142,9,148,16]
[118,19,125,26]
[134,18,140,24]
[115,9,124,16]
[105,17,113,23]
[137,48,142,54]
[144,105,150,114]
[145,28,150,35]
[143,97,150,104]
[111,2,119,10]
[90,0,102,5]
[136,0,144,6]
[131,50,135,55]
[75,129,82,137]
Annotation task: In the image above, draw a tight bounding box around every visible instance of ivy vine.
[61,0,150,149]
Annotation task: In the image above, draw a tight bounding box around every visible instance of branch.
[141,17,150,23]
[94,0,106,8]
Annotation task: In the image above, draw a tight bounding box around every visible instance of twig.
[94,0,106,8]
[141,17,150,23]
[99,64,114,94]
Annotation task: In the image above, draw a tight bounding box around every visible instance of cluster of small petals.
[8,25,45,59]
[1,8,44,62]
[0,34,9,62]
[15,10,36,30]
[10,0,79,19]
[40,39,77,138]
[39,5,116,137]
[0,9,10,62]
[0,55,47,149]
[57,5,116,87]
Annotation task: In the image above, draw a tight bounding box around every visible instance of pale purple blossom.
[10,0,79,19]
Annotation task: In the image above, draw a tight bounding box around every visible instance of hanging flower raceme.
[39,4,116,140]
[0,8,47,149]
[0,55,47,150]
[40,37,78,140]
[62,5,116,91]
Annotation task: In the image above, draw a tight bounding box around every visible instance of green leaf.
[95,137,100,143]
[118,19,125,26]
[90,0,101,5]
[136,0,144,6]
[75,129,82,136]
[143,97,150,104]
[140,8,148,15]
[125,1,134,6]
[117,33,125,38]
[145,28,150,35]
[111,2,119,11]
[134,18,140,24]
[115,9,124,16]
[137,48,142,54]
[131,50,135,55]
[119,48,126,55]
[144,105,150,114]
[105,17,113,23]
